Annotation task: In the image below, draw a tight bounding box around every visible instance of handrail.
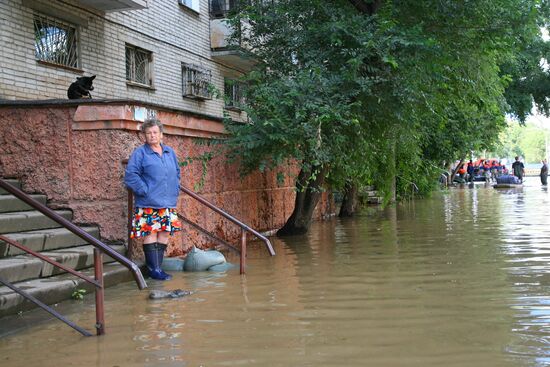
[0,235,98,336]
[122,158,275,274]
[0,178,147,335]
[177,214,241,254]
[0,179,147,290]
[0,276,93,336]
[0,235,101,288]
[179,185,275,274]
[179,186,275,256]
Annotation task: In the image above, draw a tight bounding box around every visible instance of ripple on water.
[2,186,550,366]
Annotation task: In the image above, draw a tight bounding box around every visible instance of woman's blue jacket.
[124,144,180,209]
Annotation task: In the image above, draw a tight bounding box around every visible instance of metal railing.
[126,184,275,274]
[0,178,147,336]
[179,185,275,273]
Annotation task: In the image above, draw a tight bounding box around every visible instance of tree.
[223,0,549,234]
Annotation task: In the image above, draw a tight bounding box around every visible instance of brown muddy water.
[2,181,550,366]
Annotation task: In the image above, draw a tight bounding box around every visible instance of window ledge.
[126,81,155,91]
[224,105,243,112]
[37,60,84,74]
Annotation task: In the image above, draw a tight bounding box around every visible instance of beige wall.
[0,0,243,120]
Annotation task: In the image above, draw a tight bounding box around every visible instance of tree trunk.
[277,166,327,236]
[339,181,358,217]
[449,159,464,184]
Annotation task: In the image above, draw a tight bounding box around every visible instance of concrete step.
[0,194,47,213]
[0,263,135,318]
[0,179,20,195]
[0,244,126,283]
[0,226,100,258]
[0,210,72,234]
[366,196,383,204]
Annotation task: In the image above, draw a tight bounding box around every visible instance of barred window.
[182,63,212,100]
[33,13,79,68]
[224,78,246,110]
[125,44,153,86]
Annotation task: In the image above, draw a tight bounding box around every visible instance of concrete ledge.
[0,194,47,213]
[0,226,100,258]
[0,263,135,318]
[0,257,43,284]
[72,104,227,138]
[0,210,73,235]
[40,244,126,277]
[0,244,125,283]
[0,180,20,195]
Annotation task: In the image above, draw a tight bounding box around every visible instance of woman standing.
[125,118,182,280]
[541,159,548,186]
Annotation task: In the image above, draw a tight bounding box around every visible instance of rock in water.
[149,289,192,299]
[183,246,226,272]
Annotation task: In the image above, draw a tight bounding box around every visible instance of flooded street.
[2,181,550,366]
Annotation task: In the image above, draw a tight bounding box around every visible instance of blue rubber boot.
[155,242,173,280]
[143,243,171,280]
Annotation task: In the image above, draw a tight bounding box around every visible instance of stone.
[149,289,192,299]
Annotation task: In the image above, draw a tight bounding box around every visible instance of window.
[211,0,245,18]
[182,63,212,100]
[33,13,79,68]
[179,0,200,13]
[224,78,246,110]
[125,44,153,86]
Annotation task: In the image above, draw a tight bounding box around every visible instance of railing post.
[127,189,135,259]
[94,248,105,335]
[240,229,247,275]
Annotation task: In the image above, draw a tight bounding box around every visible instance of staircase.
[363,185,383,205]
[0,179,131,318]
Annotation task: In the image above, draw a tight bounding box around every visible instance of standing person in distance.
[541,159,548,186]
[125,118,182,280]
[512,156,525,183]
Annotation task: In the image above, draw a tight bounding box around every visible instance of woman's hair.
[141,118,163,133]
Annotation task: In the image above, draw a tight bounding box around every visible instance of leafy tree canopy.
[221,0,550,231]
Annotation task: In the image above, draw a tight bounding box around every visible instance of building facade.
[0,0,245,119]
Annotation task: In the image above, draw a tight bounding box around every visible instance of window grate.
[224,78,246,110]
[33,13,78,68]
[182,63,212,99]
[126,44,152,86]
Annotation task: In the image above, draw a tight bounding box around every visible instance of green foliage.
[71,288,86,300]
[493,122,549,163]
[222,0,550,210]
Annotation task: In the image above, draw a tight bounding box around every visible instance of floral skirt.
[130,208,182,239]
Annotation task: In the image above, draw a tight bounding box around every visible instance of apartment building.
[0,0,248,119]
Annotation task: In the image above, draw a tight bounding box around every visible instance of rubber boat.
[493,174,523,189]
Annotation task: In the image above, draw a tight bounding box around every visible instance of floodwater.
[2,180,550,367]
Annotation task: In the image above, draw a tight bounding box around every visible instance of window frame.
[179,0,200,13]
[125,43,154,88]
[224,77,246,111]
[33,12,80,70]
[181,63,212,100]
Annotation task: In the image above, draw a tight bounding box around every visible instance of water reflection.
[2,183,550,366]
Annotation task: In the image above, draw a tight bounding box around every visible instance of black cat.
[67,75,95,99]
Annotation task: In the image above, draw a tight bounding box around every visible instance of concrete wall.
[0,0,243,120]
[0,101,334,257]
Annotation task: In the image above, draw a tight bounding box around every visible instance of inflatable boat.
[493,174,523,189]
